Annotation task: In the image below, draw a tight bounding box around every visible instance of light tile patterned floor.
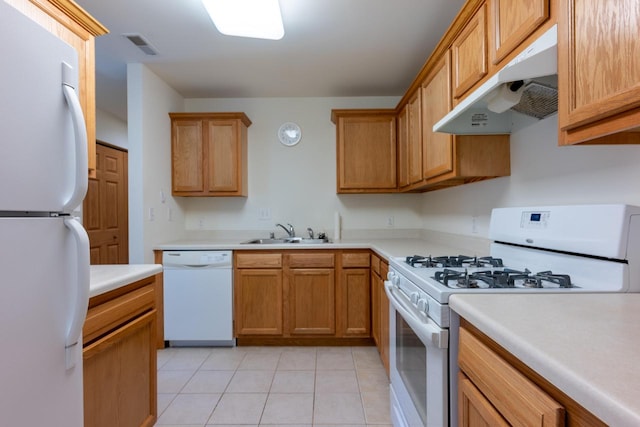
[155,345,392,426]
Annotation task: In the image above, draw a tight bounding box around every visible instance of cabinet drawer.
[288,253,335,268]
[83,284,155,345]
[341,252,371,268]
[458,327,564,425]
[236,252,283,268]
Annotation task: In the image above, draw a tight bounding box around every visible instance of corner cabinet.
[83,276,159,427]
[558,0,640,145]
[332,109,397,193]
[169,112,251,196]
[7,0,108,178]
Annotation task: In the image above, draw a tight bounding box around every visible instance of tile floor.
[155,345,392,426]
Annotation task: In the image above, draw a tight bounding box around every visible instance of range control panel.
[520,211,550,229]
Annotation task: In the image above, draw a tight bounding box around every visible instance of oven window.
[396,311,427,424]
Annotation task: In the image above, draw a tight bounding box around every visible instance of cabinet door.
[339,268,371,336]
[458,373,510,427]
[407,90,423,185]
[397,105,409,188]
[422,52,454,179]
[84,310,157,427]
[287,268,335,335]
[491,0,550,64]
[235,269,283,335]
[206,119,241,193]
[336,113,397,192]
[558,0,640,144]
[370,268,381,346]
[452,3,488,100]
[171,120,204,193]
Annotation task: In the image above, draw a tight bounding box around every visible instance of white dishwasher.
[162,250,234,346]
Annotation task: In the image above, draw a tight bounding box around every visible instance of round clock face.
[278,122,302,146]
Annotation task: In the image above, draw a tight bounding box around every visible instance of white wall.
[96,109,128,149]
[127,64,186,263]
[420,113,640,238]
[182,97,423,238]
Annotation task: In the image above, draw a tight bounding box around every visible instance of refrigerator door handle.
[61,62,88,213]
[63,217,90,370]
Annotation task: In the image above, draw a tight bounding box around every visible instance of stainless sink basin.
[242,237,331,244]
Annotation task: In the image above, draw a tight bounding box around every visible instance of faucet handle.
[307,227,314,239]
[287,223,295,237]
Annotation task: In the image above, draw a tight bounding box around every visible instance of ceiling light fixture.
[202,0,284,40]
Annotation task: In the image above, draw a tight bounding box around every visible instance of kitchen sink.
[242,237,331,244]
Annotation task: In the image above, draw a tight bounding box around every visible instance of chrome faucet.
[275,223,295,237]
[307,227,314,239]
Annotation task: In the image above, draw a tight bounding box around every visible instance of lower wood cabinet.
[339,252,371,337]
[234,250,372,345]
[83,276,158,427]
[371,254,390,375]
[458,321,606,427]
[287,253,336,335]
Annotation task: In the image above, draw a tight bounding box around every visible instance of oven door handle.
[384,281,448,349]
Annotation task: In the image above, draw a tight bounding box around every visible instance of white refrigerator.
[0,2,91,426]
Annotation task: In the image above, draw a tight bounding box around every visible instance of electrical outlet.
[198,218,205,229]
[258,207,271,221]
[472,215,478,234]
[148,207,155,222]
[387,216,395,227]
[167,207,173,222]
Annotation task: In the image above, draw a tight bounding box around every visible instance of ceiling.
[75,0,466,121]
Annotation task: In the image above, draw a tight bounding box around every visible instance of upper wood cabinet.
[332,109,397,193]
[422,52,454,180]
[169,112,251,196]
[398,92,423,189]
[452,3,488,101]
[490,0,550,65]
[558,0,640,145]
[7,0,108,178]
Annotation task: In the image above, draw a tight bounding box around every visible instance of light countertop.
[90,264,163,298]
[450,293,640,427]
[154,234,491,262]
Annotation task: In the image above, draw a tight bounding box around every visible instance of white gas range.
[385,204,640,427]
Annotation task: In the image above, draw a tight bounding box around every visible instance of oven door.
[385,280,448,427]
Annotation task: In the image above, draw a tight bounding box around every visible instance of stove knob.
[387,272,400,286]
[417,298,429,314]
[410,292,420,304]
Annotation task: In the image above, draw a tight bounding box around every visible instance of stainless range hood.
[434,24,557,135]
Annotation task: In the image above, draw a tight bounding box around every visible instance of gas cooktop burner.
[432,268,574,289]
[405,255,503,268]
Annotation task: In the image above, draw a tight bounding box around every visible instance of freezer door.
[0,217,88,427]
[0,2,87,213]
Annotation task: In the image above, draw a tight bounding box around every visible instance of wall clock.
[277,122,302,146]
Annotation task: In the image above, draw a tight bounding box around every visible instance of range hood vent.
[434,24,557,135]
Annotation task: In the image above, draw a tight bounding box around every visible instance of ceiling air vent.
[123,33,158,56]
